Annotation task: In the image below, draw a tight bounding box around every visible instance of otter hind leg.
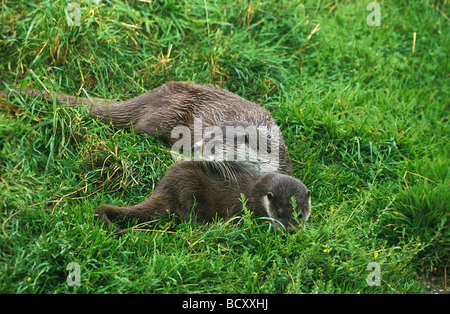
[94,196,169,234]
[94,204,126,233]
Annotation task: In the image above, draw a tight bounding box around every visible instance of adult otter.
[1,82,293,175]
[95,161,311,234]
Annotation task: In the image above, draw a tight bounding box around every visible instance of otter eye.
[277,211,282,219]
[267,192,274,200]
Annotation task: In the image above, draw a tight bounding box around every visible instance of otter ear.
[267,192,274,200]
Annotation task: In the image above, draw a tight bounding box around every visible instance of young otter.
[1,82,293,175]
[95,161,311,233]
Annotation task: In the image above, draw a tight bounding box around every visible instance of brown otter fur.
[95,161,310,233]
[2,82,293,175]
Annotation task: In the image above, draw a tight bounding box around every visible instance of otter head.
[256,174,311,233]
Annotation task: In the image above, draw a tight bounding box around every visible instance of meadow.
[0,0,448,293]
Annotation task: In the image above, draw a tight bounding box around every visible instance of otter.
[1,82,293,175]
[95,160,311,234]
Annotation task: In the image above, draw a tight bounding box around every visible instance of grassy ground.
[0,0,448,293]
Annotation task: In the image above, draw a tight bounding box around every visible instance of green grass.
[0,0,448,293]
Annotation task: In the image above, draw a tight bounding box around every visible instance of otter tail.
[1,87,144,129]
